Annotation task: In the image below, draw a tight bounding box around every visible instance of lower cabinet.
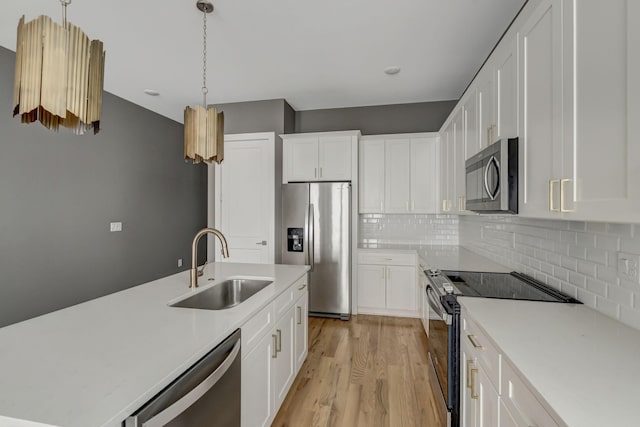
[357,250,418,317]
[461,308,561,427]
[241,274,309,427]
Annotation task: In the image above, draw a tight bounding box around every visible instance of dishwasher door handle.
[141,339,241,427]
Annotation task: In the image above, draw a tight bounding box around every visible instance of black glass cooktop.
[441,270,580,303]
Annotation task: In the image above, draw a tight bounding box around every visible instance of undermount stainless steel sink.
[171,278,273,310]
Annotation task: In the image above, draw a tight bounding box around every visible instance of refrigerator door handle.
[308,203,315,272]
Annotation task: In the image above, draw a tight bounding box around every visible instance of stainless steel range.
[425,269,580,427]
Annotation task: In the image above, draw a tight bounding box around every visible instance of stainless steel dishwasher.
[125,329,241,427]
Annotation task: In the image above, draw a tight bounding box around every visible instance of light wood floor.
[272,315,444,427]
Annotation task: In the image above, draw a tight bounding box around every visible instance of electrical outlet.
[177,258,183,268]
[109,222,122,232]
[617,252,640,282]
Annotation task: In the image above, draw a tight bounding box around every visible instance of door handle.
[298,283,307,290]
[319,167,323,178]
[308,204,315,272]
[484,156,500,200]
[272,334,278,358]
[276,329,282,353]
[470,368,479,399]
[560,178,574,213]
[549,179,560,212]
[297,306,302,325]
[255,240,267,246]
[467,334,484,349]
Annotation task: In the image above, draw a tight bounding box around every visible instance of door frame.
[208,132,276,263]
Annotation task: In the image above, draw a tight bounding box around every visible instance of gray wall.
[0,47,207,328]
[294,100,457,135]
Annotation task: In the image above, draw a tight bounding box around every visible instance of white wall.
[359,214,459,245]
[460,216,640,330]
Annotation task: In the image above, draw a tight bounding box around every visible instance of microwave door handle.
[138,339,241,427]
[484,156,500,201]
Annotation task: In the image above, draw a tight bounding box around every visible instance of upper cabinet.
[282,131,359,183]
[438,0,640,222]
[359,133,439,214]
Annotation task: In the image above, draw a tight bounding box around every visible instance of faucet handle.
[197,260,210,277]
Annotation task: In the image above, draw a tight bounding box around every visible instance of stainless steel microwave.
[465,138,518,213]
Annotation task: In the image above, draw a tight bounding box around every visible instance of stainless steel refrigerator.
[282,182,351,320]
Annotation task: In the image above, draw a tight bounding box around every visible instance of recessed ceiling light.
[143,89,160,96]
[384,66,401,75]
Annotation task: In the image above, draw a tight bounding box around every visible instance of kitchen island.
[0,262,309,427]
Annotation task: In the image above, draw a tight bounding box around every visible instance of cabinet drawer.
[275,275,307,319]
[357,251,416,266]
[463,315,501,394]
[241,302,275,353]
[501,360,560,427]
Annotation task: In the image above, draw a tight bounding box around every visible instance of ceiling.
[1,0,526,123]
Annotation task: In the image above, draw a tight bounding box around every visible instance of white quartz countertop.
[458,297,640,427]
[0,263,309,427]
[358,244,511,272]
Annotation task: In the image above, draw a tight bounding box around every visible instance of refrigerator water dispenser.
[287,228,304,252]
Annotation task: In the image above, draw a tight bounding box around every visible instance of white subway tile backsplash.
[359,214,459,245]
[460,215,640,331]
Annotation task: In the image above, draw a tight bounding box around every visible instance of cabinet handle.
[276,329,282,353]
[467,334,483,349]
[297,306,302,325]
[314,168,317,178]
[272,334,278,358]
[320,167,323,178]
[442,199,447,212]
[560,179,574,213]
[471,368,479,399]
[466,359,474,388]
[298,283,307,290]
[549,179,560,212]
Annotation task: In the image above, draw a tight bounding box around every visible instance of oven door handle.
[426,286,452,325]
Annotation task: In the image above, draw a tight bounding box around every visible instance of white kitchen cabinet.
[294,291,308,372]
[241,331,275,427]
[494,35,518,142]
[477,65,495,151]
[282,131,359,183]
[385,265,416,312]
[358,139,385,213]
[241,274,308,427]
[566,0,640,223]
[410,137,439,213]
[463,89,480,159]
[273,305,296,409]
[440,120,454,213]
[452,109,467,213]
[357,264,387,310]
[385,139,412,213]
[357,250,418,317]
[517,0,566,219]
[499,401,519,427]
[359,133,439,214]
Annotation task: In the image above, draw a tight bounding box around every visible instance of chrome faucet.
[190,227,230,289]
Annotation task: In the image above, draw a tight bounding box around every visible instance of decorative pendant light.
[184,0,224,164]
[12,0,105,135]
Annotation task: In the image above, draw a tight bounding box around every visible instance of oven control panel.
[425,269,456,295]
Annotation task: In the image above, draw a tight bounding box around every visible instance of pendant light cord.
[60,0,71,29]
[202,9,208,107]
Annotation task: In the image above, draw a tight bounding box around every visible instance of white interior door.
[211,133,275,264]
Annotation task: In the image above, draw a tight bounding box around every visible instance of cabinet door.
[318,135,352,181]
[385,139,412,213]
[288,137,319,182]
[477,66,495,151]
[499,401,519,427]
[478,368,500,427]
[357,264,386,310]
[463,89,480,159]
[410,137,439,213]
[273,306,296,409]
[359,139,385,213]
[461,344,478,427]
[294,292,308,373]
[452,109,467,213]
[570,0,640,223]
[385,265,416,312]
[440,122,454,213]
[494,36,517,141]
[518,0,564,218]
[241,332,274,427]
